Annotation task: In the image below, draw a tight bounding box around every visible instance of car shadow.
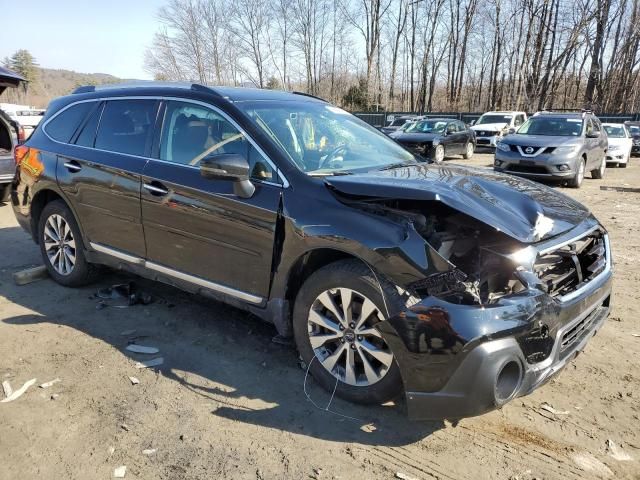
[0,223,443,446]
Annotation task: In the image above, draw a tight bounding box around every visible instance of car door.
[53,99,158,257]
[140,99,283,302]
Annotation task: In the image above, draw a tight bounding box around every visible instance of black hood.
[325,163,590,243]
[394,132,441,143]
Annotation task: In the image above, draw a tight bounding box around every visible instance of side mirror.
[508,128,516,134]
[469,120,476,126]
[200,153,255,198]
[586,131,600,138]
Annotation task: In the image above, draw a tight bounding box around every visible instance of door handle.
[143,182,169,196]
[63,161,82,172]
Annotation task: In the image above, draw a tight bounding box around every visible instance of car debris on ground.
[113,465,127,478]
[125,344,160,354]
[128,376,140,385]
[1,378,37,403]
[39,378,61,389]
[142,448,157,455]
[134,357,164,369]
[2,380,12,397]
[94,282,153,309]
[606,439,633,461]
[12,265,48,286]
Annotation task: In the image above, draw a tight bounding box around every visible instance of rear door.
[55,98,159,257]
[141,99,282,302]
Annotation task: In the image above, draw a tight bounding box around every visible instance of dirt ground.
[0,152,639,480]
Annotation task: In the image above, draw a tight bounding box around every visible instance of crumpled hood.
[325,163,590,243]
[472,123,508,133]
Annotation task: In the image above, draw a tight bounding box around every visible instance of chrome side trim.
[145,261,263,305]
[90,242,145,265]
[89,242,263,305]
[42,95,290,188]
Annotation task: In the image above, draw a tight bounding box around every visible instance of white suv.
[472,111,527,148]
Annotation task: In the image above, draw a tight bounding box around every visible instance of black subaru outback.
[11,83,612,419]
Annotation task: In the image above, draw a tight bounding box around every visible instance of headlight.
[496,142,511,152]
[432,138,440,146]
[554,145,580,154]
[608,145,621,152]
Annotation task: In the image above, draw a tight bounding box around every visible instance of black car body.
[393,118,476,163]
[624,121,640,156]
[11,83,612,420]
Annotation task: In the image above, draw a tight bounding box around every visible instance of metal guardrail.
[353,111,640,128]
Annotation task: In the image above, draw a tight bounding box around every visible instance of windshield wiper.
[378,161,417,171]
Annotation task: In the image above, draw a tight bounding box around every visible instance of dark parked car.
[11,83,612,419]
[624,121,640,156]
[0,66,26,201]
[380,115,421,135]
[494,111,608,188]
[393,118,475,163]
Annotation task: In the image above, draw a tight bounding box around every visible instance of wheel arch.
[30,188,85,245]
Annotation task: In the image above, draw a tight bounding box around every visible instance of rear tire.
[38,200,97,287]
[0,184,9,203]
[463,142,474,159]
[567,158,586,188]
[292,260,409,405]
[591,156,606,179]
[620,161,628,168]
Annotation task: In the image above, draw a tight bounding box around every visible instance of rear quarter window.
[45,102,93,143]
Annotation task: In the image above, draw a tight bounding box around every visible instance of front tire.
[568,158,586,188]
[292,260,407,405]
[433,144,445,164]
[38,200,96,287]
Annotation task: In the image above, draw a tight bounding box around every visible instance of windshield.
[477,114,512,125]
[238,101,416,175]
[517,117,583,136]
[390,118,410,127]
[405,119,447,134]
[604,125,626,138]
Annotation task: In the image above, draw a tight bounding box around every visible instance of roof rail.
[292,91,327,102]
[72,85,96,94]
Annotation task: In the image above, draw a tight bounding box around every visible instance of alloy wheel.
[43,214,76,276]
[307,287,393,387]
[466,142,474,157]
[599,157,606,177]
[577,160,585,186]
[434,145,445,163]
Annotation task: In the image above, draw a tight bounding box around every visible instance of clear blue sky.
[0,0,167,79]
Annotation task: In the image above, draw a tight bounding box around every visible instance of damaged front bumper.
[377,228,613,420]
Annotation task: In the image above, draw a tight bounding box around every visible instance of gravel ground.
[0,152,638,479]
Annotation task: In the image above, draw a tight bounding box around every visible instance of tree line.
[144,0,640,113]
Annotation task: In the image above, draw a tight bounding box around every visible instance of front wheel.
[433,144,445,164]
[567,158,585,188]
[591,155,606,179]
[38,200,97,287]
[463,142,474,159]
[292,260,407,405]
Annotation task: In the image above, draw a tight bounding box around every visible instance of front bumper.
[475,134,500,148]
[378,223,613,420]
[606,151,627,163]
[494,148,580,179]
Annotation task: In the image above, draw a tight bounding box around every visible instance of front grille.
[507,164,549,174]
[559,304,608,358]
[400,141,432,155]
[534,230,607,298]
[477,139,490,145]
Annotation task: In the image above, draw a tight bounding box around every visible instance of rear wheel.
[591,155,606,179]
[463,142,474,159]
[38,200,97,287]
[568,158,585,188]
[293,260,407,405]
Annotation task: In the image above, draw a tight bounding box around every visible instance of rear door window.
[95,100,158,156]
[46,102,93,143]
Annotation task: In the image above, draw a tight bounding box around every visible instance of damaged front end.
[327,172,612,419]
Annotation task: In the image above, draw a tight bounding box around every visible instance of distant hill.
[0,67,133,108]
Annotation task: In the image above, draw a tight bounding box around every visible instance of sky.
[0,0,167,79]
